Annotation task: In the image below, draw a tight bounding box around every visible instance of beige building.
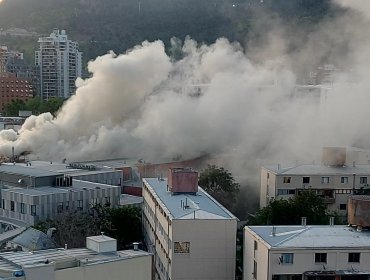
[260,163,370,215]
[142,168,238,280]
[0,234,152,280]
[244,225,370,280]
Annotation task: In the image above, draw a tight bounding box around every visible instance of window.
[280,253,294,264]
[348,253,360,263]
[254,240,258,257]
[341,177,349,184]
[20,203,26,214]
[1,199,4,210]
[105,196,111,206]
[174,241,190,253]
[283,177,291,183]
[277,189,296,195]
[31,205,37,216]
[303,177,310,184]
[77,200,83,210]
[321,177,330,184]
[10,201,14,212]
[340,204,347,210]
[65,201,69,211]
[315,253,327,263]
[360,177,368,184]
[90,198,98,207]
[253,261,257,279]
[57,202,63,213]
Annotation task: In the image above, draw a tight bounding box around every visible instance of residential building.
[0,163,122,227]
[142,168,237,280]
[0,234,152,280]
[0,74,34,113]
[35,29,82,99]
[244,224,370,280]
[260,148,370,215]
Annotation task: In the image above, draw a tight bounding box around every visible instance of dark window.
[253,261,257,279]
[57,202,63,213]
[360,177,368,184]
[31,205,36,216]
[315,253,327,263]
[65,201,69,211]
[348,253,360,263]
[340,204,347,210]
[10,201,14,212]
[341,177,349,184]
[77,200,83,210]
[1,199,4,210]
[283,177,291,183]
[303,177,310,184]
[20,203,26,214]
[280,253,294,264]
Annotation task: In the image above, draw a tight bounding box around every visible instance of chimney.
[271,226,276,236]
[168,168,198,194]
[301,217,307,226]
[133,242,139,251]
[329,216,335,226]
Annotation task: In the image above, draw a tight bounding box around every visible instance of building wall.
[244,227,269,280]
[260,168,370,214]
[54,254,152,280]
[172,219,236,280]
[0,75,33,113]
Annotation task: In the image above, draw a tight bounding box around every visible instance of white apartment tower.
[35,29,82,99]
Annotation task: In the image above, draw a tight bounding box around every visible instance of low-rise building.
[0,163,121,226]
[142,168,237,280]
[244,225,370,280]
[0,234,152,280]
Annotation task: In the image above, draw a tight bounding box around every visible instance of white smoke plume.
[1,1,370,208]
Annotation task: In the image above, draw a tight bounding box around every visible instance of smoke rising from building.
[0,1,369,193]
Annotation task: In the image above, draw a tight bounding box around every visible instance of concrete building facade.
[142,168,237,280]
[244,225,370,280]
[0,163,121,226]
[35,29,82,99]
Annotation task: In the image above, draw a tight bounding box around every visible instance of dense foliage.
[248,191,341,225]
[199,165,240,211]
[4,97,64,116]
[33,205,142,249]
[0,0,342,63]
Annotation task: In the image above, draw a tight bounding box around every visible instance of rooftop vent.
[168,168,198,195]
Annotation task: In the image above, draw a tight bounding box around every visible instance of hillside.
[0,0,341,64]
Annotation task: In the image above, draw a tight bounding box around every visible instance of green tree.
[3,99,26,116]
[249,191,338,225]
[199,165,240,211]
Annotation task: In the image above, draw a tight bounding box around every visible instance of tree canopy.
[33,205,142,249]
[3,97,64,116]
[248,191,340,225]
[199,165,240,211]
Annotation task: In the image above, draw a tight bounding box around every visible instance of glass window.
[321,177,330,184]
[315,253,327,263]
[341,177,349,184]
[340,204,347,210]
[283,177,291,183]
[57,202,63,213]
[10,201,14,212]
[280,253,294,264]
[348,253,360,263]
[31,205,37,216]
[65,201,69,211]
[360,177,368,184]
[253,261,257,279]
[1,199,4,210]
[303,177,310,184]
[20,203,26,214]
[77,200,83,210]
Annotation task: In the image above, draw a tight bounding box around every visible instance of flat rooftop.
[247,225,370,248]
[0,164,61,178]
[263,164,370,176]
[143,178,237,220]
[0,247,151,273]
[2,180,120,196]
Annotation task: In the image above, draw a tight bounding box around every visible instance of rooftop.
[143,178,237,220]
[263,164,370,176]
[0,164,60,178]
[247,225,370,248]
[0,247,150,274]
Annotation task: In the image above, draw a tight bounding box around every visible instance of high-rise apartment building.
[35,29,82,99]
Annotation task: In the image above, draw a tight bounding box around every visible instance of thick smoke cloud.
[1,1,370,205]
